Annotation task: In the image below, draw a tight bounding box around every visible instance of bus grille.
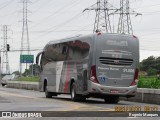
[99,57,133,66]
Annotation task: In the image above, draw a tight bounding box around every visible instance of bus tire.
[78,95,86,102]
[44,83,52,98]
[52,93,57,96]
[104,96,119,104]
[1,84,5,87]
[70,83,78,101]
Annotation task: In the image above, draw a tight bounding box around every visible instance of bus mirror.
[36,52,42,65]
[36,55,39,64]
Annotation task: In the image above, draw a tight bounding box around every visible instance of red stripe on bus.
[64,64,70,93]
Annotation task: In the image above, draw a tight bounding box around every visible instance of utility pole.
[1,25,10,75]
[117,0,141,34]
[20,0,31,76]
[83,0,117,33]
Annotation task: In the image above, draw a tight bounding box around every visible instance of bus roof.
[43,33,137,50]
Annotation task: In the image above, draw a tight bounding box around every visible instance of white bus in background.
[36,33,139,103]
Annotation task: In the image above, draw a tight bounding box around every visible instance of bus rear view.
[88,33,139,103]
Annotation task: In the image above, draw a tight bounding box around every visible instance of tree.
[147,67,157,76]
[140,56,156,71]
[140,56,160,76]
[23,69,30,76]
[12,71,20,75]
[29,64,40,76]
[155,57,160,73]
[22,64,40,76]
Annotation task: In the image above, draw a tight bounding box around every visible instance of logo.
[114,60,120,64]
[2,112,11,118]
[1,112,42,118]
[98,75,107,83]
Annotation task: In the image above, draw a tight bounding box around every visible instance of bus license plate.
[110,89,119,94]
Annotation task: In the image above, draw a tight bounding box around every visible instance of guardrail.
[121,88,160,104]
[6,81,160,105]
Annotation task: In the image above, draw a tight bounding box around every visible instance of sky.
[0,0,160,73]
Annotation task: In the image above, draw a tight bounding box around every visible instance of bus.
[36,33,139,103]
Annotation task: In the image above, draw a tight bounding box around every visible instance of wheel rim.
[45,86,48,96]
[71,86,75,99]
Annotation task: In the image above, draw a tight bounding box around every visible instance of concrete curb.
[7,81,39,91]
[6,81,160,104]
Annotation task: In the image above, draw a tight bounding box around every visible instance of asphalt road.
[0,85,160,120]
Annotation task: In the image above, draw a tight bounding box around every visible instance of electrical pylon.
[2,25,10,75]
[83,0,116,33]
[117,0,133,34]
[94,0,112,33]
[20,0,31,75]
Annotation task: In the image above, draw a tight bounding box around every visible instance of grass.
[138,75,160,89]
[15,76,39,82]
[14,75,160,89]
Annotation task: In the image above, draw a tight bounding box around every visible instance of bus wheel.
[71,83,78,101]
[1,84,5,87]
[52,93,57,96]
[44,84,52,98]
[104,96,119,104]
[78,95,86,102]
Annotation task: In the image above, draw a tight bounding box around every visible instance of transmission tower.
[117,0,133,34]
[20,0,31,75]
[84,0,117,33]
[2,25,10,75]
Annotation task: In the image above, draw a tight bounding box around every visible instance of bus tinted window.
[68,40,90,60]
[43,40,90,62]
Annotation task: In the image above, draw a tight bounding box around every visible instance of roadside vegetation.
[138,56,160,89]
[13,64,40,82]
[138,75,160,89]
[15,76,39,82]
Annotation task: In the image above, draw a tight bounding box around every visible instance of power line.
[143,10,160,15]
[65,23,93,37]
[30,0,80,29]
[140,49,160,51]
[33,12,84,40]
[133,3,160,9]
[5,49,43,52]
[13,29,92,33]
[31,0,53,13]
[0,0,13,10]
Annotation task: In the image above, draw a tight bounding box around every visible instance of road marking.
[0,91,115,111]
[89,105,114,111]
[0,92,84,111]
[0,92,36,99]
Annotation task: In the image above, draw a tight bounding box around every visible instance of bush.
[138,76,160,89]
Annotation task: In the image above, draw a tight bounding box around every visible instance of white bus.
[36,33,139,103]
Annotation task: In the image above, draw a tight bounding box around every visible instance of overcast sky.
[0,0,160,73]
